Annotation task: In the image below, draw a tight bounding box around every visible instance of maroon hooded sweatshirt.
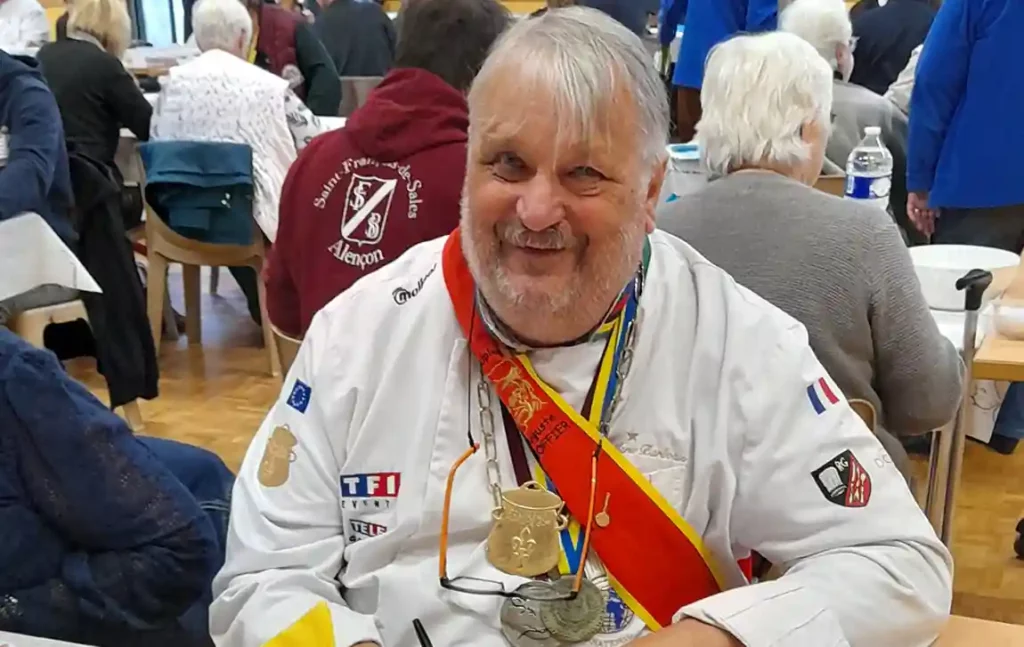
[266,67,468,336]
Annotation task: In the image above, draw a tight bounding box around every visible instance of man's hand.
[908,191,937,237]
[628,618,743,646]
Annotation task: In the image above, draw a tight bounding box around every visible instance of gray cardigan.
[659,171,962,475]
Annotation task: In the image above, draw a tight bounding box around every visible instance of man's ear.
[643,157,667,233]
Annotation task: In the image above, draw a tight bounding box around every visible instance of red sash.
[442,230,726,629]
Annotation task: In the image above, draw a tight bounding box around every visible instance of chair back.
[814,175,846,197]
[139,140,263,265]
[271,323,302,375]
[338,76,384,118]
[848,398,877,431]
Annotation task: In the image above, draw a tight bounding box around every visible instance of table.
[937,616,1024,646]
[0,213,101,304]
[0,631,92,646]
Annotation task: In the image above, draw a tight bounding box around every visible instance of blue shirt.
[669,0,777,89]
[907,0,1024,208]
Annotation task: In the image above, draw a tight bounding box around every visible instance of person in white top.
[210,7,952,647]
[150,0,323,242]
[0,0,49,52]
[885,44,922,115]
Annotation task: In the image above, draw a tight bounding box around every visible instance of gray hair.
[779,0,852,71]
[192,0,253,55]
[468,6,669,170]
[698,32,833,179]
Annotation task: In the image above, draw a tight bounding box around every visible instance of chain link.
[477,379,503,508]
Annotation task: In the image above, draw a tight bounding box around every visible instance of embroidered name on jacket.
[340,472,401,509]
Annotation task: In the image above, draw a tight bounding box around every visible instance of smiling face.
[461,64,664,346]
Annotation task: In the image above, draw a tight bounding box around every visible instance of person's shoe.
[1015,519,1024,560]
[903,434,933,456]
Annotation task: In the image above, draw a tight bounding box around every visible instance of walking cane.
[925,269,992,546]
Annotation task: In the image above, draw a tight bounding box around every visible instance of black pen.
[413,618,433,647]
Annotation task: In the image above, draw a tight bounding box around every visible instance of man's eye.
[569,166,603,180]
[491,153,528,181]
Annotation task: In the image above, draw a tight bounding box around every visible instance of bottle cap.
[864,126,881,136]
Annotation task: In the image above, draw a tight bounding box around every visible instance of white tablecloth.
[0,631,93,646]
[0,213,101,304]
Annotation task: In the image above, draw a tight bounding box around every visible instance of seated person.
[245,0,340,117]
[154,0,325,319]
[780,0,916,243]
[314,0,395,77]
[0,49,76,323]
[659,31,962,482]
[266,0,510,337]
[0,326,232,646]
[38,0,152,196]
[849,0,936,96]
[0,0,49,51]
[212,11,952,647]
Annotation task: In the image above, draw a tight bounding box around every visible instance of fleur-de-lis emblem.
[511,527,537,563]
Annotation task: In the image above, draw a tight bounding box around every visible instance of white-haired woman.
[780,0,918,243]
[659,31,962,482]
[152,0,325,243]
[151,0,328,322]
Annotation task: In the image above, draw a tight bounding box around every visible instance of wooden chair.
[270,323,302,376]
[848,398,877,431]
[8,299,146,431]
[142,202,281,377]
[814,174,846,197]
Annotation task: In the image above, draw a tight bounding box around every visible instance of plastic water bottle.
[844,126,893,212]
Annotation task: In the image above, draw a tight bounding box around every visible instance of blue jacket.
[907,0,1024,209]
[139,140,255,246]
[0,51,74,242]
[0,328,224,645]
[670,0,777,89]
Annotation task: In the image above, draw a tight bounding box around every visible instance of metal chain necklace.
[476,273,643,499]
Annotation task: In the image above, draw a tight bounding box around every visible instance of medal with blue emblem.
[600,588,635,635]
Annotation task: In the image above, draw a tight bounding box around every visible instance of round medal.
[539,579,605,643]
[500,582,561,647]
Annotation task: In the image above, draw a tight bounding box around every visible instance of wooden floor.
[67,267,1024,625]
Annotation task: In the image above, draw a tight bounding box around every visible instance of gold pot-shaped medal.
[487,481,568,577]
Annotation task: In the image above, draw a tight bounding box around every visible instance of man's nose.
[516,174,565,232]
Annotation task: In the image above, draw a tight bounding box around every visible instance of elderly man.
[211,8,951,647]
[781,0,916,243]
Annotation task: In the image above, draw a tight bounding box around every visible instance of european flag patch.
[287,380,312,413]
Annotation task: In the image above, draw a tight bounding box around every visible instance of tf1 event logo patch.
[340,472,401,509]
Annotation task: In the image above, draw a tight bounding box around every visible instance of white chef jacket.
[0,0,49,51]
[211,231,952,647]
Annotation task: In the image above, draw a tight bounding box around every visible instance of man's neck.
[478,282,631,353]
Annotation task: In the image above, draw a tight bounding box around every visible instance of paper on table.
[0,631,94,646]
[0,213,101,303]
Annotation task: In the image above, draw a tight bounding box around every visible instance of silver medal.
[500,582,561,647]
[539,578,606,643]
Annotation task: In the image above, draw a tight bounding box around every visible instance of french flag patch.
[806,377,839,414]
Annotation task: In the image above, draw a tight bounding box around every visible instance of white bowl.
[993,299,1024,340]
[909,245,1019,311]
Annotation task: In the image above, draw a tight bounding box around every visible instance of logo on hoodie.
[327,173,397,270]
